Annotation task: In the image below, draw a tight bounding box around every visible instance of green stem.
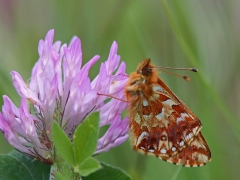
[170,166,182,180]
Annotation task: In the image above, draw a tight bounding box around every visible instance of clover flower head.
[0,29,129,164]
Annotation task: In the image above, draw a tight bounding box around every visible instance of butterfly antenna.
[152,66,198,81]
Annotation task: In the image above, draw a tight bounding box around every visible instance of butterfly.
[124,59,211,167]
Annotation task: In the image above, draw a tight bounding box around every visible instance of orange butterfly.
[125,59,211,167]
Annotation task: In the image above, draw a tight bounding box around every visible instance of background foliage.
[0,1,239,179]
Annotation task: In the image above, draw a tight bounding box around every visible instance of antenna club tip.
[192,68,198,72]
[183,76,190,81]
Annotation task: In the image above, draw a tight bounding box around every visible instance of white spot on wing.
[152,93,159,99]
[143,99,149,106]
[193,126,199,134]
[149,96,154,101]
[155,107,164,119]
[162,99,176,107]
[180,141,184,147]
[136,131,149,146]
[176,117,184,123]
[172,147,176,152]
[152,85,164,92]
[134,113,141,124]
[160,148,167,154]
[148,149,154,153]
[143,113,152,120]
[177,113,189,123]
[161,131,167,137]
[181,113,189,119]
[186,133,194,140]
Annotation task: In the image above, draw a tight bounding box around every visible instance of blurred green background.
[0,0,239,180]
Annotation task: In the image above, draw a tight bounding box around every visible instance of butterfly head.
[136,58,153,76]
[125,59,158,100]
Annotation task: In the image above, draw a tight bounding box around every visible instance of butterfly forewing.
[125,59,211,167]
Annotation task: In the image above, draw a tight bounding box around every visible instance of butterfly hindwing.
[166,132,212,167]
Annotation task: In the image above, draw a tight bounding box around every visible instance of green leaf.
[52,121,75,166]
[54,172,66,180]
[54,171,73,180]
[52,163,74,180]
[0,150,50,180]
[74,112,99,165]
[78,157,101,177]
[83,162,132,180]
